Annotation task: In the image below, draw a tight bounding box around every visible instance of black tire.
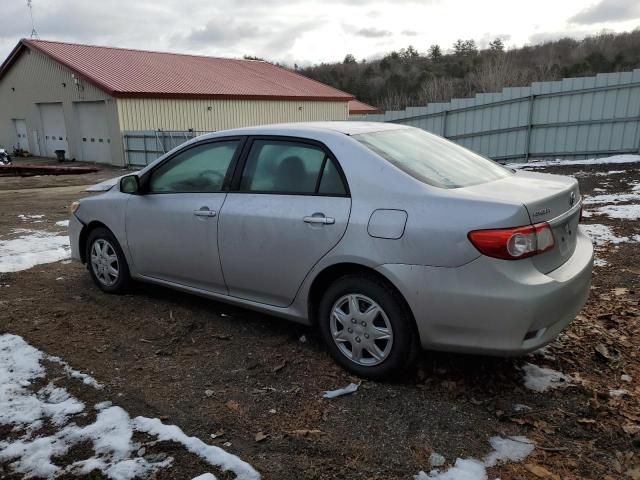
[318,274,419,380]
[86,227,131,294]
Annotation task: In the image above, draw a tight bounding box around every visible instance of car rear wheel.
[86,227,130,294]
[318,274,419,379]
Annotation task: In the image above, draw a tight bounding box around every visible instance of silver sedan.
[69,122,593,378]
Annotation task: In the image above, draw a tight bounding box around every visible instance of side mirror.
[120,175,140,194]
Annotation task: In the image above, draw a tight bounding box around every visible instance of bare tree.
[467,54,528,93]
[418,76,457,103]
[377,91,413,111]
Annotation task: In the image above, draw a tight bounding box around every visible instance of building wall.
[0,48,126,165]
[116,98,349,131]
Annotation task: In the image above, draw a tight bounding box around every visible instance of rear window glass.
[354,128,512,188]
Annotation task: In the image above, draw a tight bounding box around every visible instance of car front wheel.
[318,274,419,379]
[86,227,130,294]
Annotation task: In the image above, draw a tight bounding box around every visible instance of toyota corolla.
[69,122,593,378]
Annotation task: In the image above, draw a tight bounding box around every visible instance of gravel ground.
[0,157,638,479]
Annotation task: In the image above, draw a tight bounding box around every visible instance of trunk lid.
[460,170,581,273]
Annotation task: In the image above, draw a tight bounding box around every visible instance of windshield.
[354,128,512,189]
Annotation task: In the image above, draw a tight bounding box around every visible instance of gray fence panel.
[356,69,640,162]
[122,130,212,166]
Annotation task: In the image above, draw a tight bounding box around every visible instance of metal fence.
[357,69,640,162]
[123,130,212,166]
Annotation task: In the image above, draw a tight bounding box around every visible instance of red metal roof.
[0,39,354,102]
[348,99,380,114]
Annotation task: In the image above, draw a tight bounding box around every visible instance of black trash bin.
[54,150,66,162]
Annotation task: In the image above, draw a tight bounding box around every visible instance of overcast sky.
[1,0,639,66]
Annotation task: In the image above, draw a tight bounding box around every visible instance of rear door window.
[239,139,347,195]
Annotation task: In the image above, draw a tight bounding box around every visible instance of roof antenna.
[26,0,40,39]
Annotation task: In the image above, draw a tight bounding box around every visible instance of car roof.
[205,121,409,138]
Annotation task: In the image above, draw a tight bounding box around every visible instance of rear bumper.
[377,227,594,356]
[69,214,84,262]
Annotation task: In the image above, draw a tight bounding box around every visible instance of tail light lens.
[468,223,555,260]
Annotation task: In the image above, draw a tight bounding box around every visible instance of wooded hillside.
[298,30,640,110]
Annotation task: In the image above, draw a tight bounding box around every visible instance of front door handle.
[304,214,335,225]
[193,207,217,217]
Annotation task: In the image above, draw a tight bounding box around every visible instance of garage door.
[13,119,29,151]
[39,103,68,158]
[75,101,111,164]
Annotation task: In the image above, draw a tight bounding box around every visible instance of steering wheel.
[198,170,225,187]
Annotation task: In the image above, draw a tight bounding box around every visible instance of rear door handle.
[304,215,335,225]
[193,207,217,217]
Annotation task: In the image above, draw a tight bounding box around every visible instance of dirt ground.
[1,156,639,479]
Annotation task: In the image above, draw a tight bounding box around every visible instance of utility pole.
[27,0,39,39]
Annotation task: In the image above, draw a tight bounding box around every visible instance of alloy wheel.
[90,239,119,287]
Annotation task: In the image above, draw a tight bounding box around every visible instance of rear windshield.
[354,128,512,188]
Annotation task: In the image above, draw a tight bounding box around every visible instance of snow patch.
[134,417,258,480]
[55,220,69,227]
[596,203,640,220]
[507,154,640,169]
[579,224,637,267]
[18,214,45,222]
[0,334,260,480]
[573,169,627,178]
[521,363,571,392]
[584,192,640,205]
[416,458,486,480]
[580,224,633,246]
[484,436,535,467]
[48,355,103,389]
[415,436,535,480]
[429,452,446,467]
[512,404,532,413]
[0,229,70,273]
[609,389,628,397]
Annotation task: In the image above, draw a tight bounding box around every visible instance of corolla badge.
[569,191,576,206]
[532,207,551,217]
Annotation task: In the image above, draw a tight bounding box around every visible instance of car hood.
[86,172,138,192]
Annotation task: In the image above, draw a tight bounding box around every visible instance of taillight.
[468,223,555,260]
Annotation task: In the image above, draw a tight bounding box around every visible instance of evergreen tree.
[428,44,443,61]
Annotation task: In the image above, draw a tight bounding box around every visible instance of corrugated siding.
[358,69,640,161]
[0,48,124,164]
[116,98,349,131]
